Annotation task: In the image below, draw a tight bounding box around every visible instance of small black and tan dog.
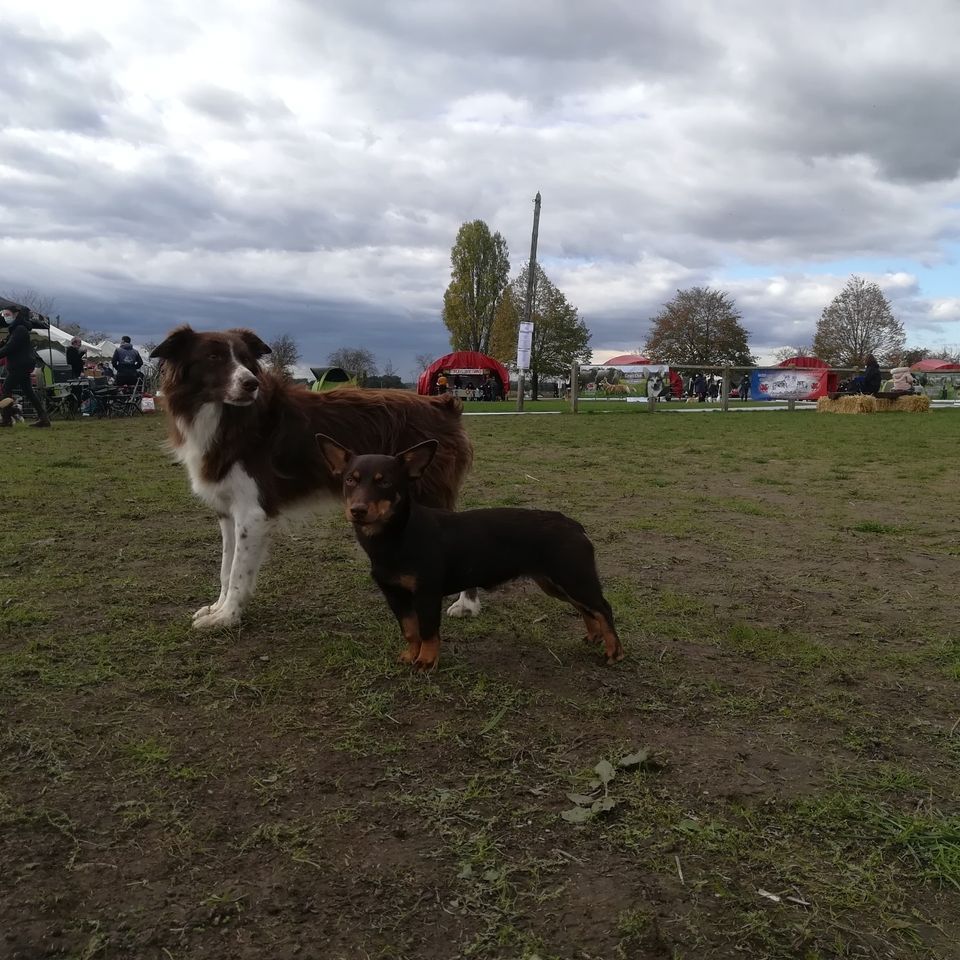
[317,434,624,671]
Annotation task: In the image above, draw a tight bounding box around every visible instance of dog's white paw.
[192,607,240,631]
[192,603,221,621]
[446,593,482,618]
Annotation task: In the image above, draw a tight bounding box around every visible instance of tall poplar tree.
[442,220,510,354]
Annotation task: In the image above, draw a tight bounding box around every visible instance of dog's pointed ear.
[316,434,353,475]
[229,328,271,358]
[150,325,195,361]
[397,439,438,479]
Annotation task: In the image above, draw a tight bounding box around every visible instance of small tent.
[417,351,509,397]
[310,366,356,391]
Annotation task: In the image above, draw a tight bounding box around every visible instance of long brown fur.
[158,347,472,517]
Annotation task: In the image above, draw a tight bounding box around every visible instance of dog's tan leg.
[594,614,625,664]
[398,614,422,665]
[580,611,605,646]
[413,635,440,671]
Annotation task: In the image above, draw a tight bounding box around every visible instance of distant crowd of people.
[433,370,506,401]
[63,334,144,385]
[0,308,145,429]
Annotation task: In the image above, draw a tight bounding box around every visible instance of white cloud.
[1,0,959,368]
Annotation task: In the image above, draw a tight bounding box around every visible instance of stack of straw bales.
[875,394,931,413]
[817,395,877,414]
[817,394,931,414]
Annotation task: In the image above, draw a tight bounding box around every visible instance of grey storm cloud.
[1,0,959,372]
[0,24,115,132]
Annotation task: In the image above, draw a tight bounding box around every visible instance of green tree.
[812,276,905,365]
[490,264,591,399]
[442,220,510,353]
[644,287,754,366]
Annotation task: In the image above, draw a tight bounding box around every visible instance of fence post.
[722,363,731,413]
[788,398,796,411]
[570,362,579,413]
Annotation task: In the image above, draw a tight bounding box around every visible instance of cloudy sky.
[2,0,959,376]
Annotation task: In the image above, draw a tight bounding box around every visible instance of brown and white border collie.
[151,325,478,630]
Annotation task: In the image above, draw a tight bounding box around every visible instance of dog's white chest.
[175,404,234,511]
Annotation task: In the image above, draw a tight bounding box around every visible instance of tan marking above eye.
[351,471,360,480]
[374,472,383,481]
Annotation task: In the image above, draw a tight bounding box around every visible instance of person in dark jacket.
[111,335,143,387]
[739,373,751,401]
[0,307,51,427]
[66,337,86,379]
[861,355,882,396]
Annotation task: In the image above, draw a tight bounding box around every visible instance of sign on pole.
[517,321,533,371]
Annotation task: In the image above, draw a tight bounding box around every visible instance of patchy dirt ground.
[2,410,959,959]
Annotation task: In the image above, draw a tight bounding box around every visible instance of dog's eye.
[208,353,220,361]
[344,476,357,487]
[377,478,391,488]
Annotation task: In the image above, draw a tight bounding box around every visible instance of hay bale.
[875,394,931,413]
[817,395,878,414]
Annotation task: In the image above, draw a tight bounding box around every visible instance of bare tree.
[1,287,56,318]
[61,321,110,343]
[772,344,815,364]
[267,333,301,380]
[813,276,905,365]
[328,347,377,385]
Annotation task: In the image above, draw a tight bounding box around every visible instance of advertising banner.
[517,321,534,370]
[581,363,668,381]
[750,368,828,400]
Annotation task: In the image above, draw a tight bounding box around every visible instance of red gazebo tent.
[605,353,651,365]
[777,355,829,369]
[417,351,510,396]
[911,357,960,372]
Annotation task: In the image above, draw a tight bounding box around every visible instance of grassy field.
[2,409,959,960]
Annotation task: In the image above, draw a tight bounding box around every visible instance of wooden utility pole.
[517,191,541,412]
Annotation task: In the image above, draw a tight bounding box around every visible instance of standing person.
[112,336,143,388]
[0,307,51,427]
[739,372,751,401]
[66,337,86,379]
[436,370,448,394]
[695,373,707,402]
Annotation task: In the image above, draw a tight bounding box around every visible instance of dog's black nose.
[350,504,368,520]
[241,376,259,393]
